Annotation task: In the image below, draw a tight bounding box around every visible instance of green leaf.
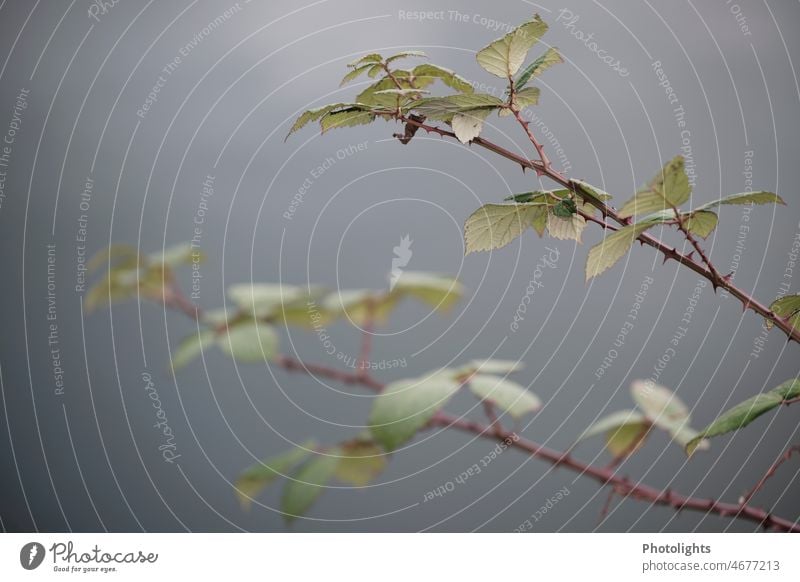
[369,374,461,451]
[323,289,396,325]
[347,53,382,68]
[605,422,650,457]
[516,47,563,88]
[464,359,525,375]
[411,94,504,120]
[513,86,540,109]
[320,108,376,133]
[217,321,279,362]
[468,374,541,419]
[464,203,545,254]
[235,441,315,509]
[411,64,473,94]
[695,191,785,211]
[367,64,384,78]
[631,380,707,451]
[585,221,658,280]
[228,283,302,316]
[287,103,352,137]
[87,244,139,272]
[391,271,464,312]
[386,50,427,63]
[686,379,800,455]
[579,410,647,441]
[334,440,387,486]
[619,156,692,218]
[573,180,613,204]
[684,210,718,239]
[171,329,216,372]
[547,212,586,242]
[281,450,341,522]
[476,15,548,78]
[340,64,373,86]
[149,243,198,268]
[768,295,800,331]
[451,108,492,143]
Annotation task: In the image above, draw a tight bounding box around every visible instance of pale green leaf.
[464,203,545,254]
[579,410,647,441]
[227,283,308,318]
[281,450,341,521]
[322,289,396,325]
[217,321,279,362]
[547,212,585,242]
[631,380,707,450]
[148,243,198,268]
[769,295,800,332]
[585,222,658,280]
[235,441,315,510]
[452,108,492,143]
[347,53,382,68]
[411,64,473,94]
[476,15,548,77]
[468,374,541,419]
[466,359,525,375]
[320,108,376,133]
[619,156,692,218]
[386,50,427,63]
[684,210,718,239]
[686,379,800,455]
[391,271,464,312]
[410,94,503,120]
[605,422,650,457]
[695,191,785,211]
[334,441,387,486]
[369,375,461,451]
[340,64,373,86]
[287,103,352,137]
[516,47,562,88]
[171,329,216,372]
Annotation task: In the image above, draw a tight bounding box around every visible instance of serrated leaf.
[468,374,541,419]
[585,221,658,280]
[391,271,464,312]
[347,53,382,68]
[767,294,800,332]
[452,108,492,143]
[547,212,585,242]
[287,103,352,137]
[464,203,545,254]
[340,64,373,86]
[619,156,692,218]
[218,321,279,362]
[513,86,540,109]
[686,379,800,455]
[684,210,718,239]
[386,50,427,63]
[516,47,562,88]
[369,375,461,451]
[579,410,648,441]
[235,441,315,510]
[411,64,473,94]
[323,289,396,325]
[171,329,216,372]
[334,441,387,486]
[410,94,504,120]
[281,450,341,521]
[605,422,650,458]
[320,108,376,133]
[476,15,548,78]
[695,191,785,211]
[466,359,525,375]
[631,380,707,450]
[228,283,307,318]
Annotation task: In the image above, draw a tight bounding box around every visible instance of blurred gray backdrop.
[0,0,799,532]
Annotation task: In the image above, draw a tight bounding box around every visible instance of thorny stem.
[739,445,800,507]
[393,113,800,343]
[158,282,799,531]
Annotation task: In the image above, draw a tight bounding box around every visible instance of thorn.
[662,254,671,264]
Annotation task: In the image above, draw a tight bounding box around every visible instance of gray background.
[0,0,799,532]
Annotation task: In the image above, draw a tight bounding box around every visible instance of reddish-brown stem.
[739,445,800,507]
[394,113,800,343]
[357,300,377,380]
[156,283,799,531]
